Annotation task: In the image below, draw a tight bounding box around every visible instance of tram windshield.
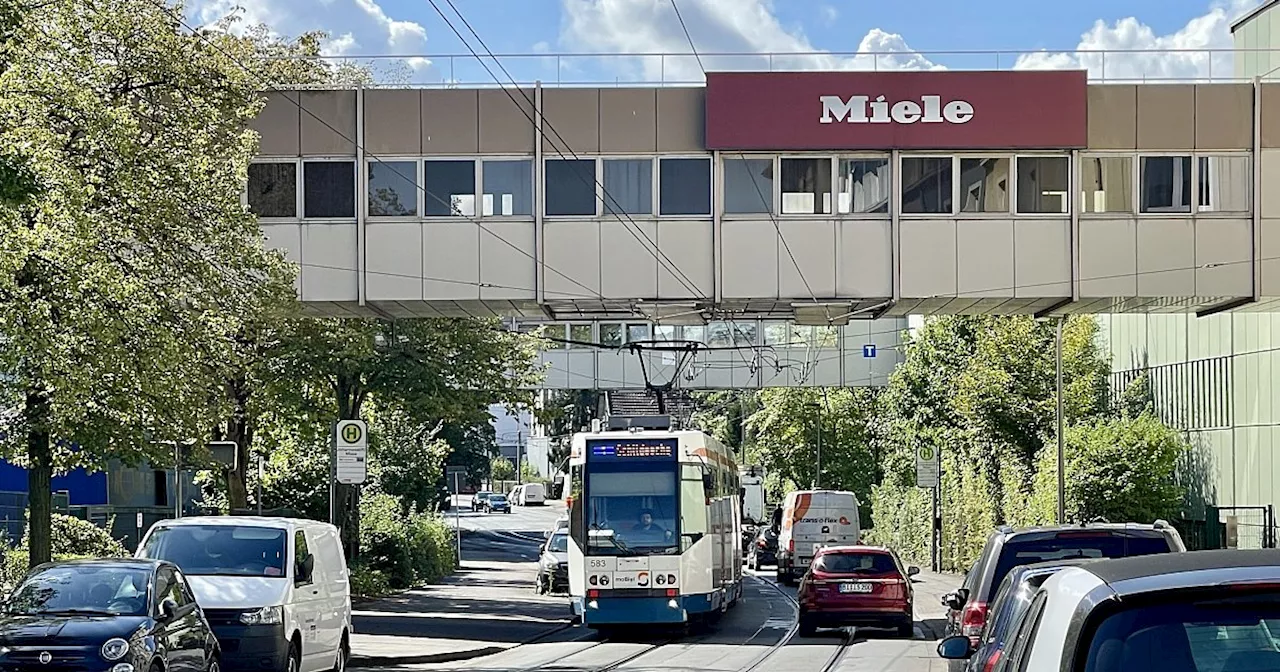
[584,463,678,555]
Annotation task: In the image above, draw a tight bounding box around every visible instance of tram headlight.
[667,599,679,609]
[588,600,598,610]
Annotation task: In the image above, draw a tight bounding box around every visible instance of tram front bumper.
[578,592,718,625]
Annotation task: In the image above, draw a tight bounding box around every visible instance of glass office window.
[659,158,712,215]
[599,323,623,347]
[1080,156,1133,213]
[603,159,652,215]
[900,157,953,214]
[723,158,774,214]
[959,157,1009,213]
[424,160,475,217]
[569,324,593,348]
[626,323,650,343]
[247,163,296,218]
[1198,155,1250,212]
[482,160,532,216]
[837,158,890,214]
[1140,156,1192,213]
[303,161,355,218]
[780,158,832,214]
[1016,156,1070,214]
[368,161,418,216]
[545,159,597,216]
[681,325,706,344]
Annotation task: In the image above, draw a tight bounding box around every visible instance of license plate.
[839,582,873,594]
[797,558,811,566]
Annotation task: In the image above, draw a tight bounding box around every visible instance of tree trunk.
[25,388,52,568]
[224,377,251,512]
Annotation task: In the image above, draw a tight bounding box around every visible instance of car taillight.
[983,649,1002,672]
[961,601,989,644]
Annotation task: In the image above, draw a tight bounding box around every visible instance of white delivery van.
[518,482,545,506]
[138,517,352,672]
[775,490,860,585]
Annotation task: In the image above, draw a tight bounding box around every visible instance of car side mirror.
[544,530,552,539]
[937,635,974,660]
[159,598,178,621]
[942,591,963,610]
[907,566,921,577]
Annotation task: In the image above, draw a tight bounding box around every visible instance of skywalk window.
[545,159,597,216]
[1140,156,1191,213]
[303,161,355,219]
[247,162,297,218]
[424,160,475,217]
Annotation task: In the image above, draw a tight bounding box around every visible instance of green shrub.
[360,491,455,590]
[27,514,129,558]
[349,563,392,598]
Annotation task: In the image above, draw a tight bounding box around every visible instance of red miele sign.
[704,70,1087,150]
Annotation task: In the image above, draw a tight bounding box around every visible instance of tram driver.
[632,509,665,534]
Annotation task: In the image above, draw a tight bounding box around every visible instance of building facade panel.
[1135,85,1196,150]
[365,90,422,155]
[656,88,705,152]
[1136,218,1196,296]
[1079,217,1138,296]
[1195,218,1253,296]
[1086,85,1137,150]
[655,221,714,298]
[542,88,600,153]
[721,220,779,299]
[1261,86,1280,148]
[299,91,357,155]
[599,219,659,298]
[956,218,1014,297]
[252,92,301,156]
[1195,84,1253,150]
[599,89,659,153]
[260,223,303,294]
[366,222,424,300]
[1013,218,1071,297]
[422,89,480,154]
[900,218,957,298]
[478,88,535,154]
[543,220,601,298]
[300,223,359,302]
[478,221,537,301]
[422,221,480,300]
[777,219,836,299]
[836,219,893,297]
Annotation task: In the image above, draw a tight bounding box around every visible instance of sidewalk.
[349,559,575,668]
[910,569,963,639]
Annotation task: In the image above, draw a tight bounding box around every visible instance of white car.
[138,516,352,672]
[938,548,1280,671]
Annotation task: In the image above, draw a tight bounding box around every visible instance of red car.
[797,545,918,637]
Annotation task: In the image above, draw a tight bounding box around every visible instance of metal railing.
[272,48,1280,88]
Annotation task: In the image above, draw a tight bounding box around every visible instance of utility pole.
[257,455,263,516]
[1056,316,1066,525]
[814,402,823,489]
[173,442,181,520]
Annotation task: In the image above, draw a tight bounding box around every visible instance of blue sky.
[189,0,1262,84]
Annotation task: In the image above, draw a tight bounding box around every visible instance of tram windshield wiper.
[588,526,636,556]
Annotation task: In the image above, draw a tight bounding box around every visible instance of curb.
[349,621,575,668]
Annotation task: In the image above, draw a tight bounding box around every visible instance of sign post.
[446,465,466,568]
[916,443,942,572]
[915,444,939,488]
[333,420,368,536]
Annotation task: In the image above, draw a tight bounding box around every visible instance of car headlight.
[239,605,284,625]
[101,638,130,661]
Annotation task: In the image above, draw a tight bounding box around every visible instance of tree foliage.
[490,456,515,482]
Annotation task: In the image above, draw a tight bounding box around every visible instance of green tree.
[370,405,451,514]
[490,456,515,482]
[0,0,294,566]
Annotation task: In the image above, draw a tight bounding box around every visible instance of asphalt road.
[403,495,959,672]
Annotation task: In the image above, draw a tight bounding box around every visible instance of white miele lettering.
[820,94,974,125]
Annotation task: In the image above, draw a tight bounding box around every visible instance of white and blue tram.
[566,419,744,631]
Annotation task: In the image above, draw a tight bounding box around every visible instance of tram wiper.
[588,525,636,556]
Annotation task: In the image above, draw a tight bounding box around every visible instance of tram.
[566,416,743,632]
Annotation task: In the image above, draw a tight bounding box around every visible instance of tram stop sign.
[335,420,367,485]
[915,444,939,489]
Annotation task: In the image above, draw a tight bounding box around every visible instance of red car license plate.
[838,582,873,594]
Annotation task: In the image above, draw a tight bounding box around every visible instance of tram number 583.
[588,559,609,569]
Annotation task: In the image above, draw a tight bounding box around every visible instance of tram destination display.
[588,438,677,460]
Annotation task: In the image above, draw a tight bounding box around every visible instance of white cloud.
[189,0,432,72]
[820,5,838,27]
[1015,0,1264,80]
[558,0,940,82]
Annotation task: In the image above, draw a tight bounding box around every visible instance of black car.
[472,492,492,511]
[746,527,777,570]
[536,532,569,594]
[0,558,220,672]
[946,559,1091,671]
[940,521,1184,672]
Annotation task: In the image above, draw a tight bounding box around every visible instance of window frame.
[720,153,777,218]
[600,155,657,218]
[479,156,536,219]
[543,157,601,218]
[419,157,480,220]
[899,153,958,217]
[1078,151,1136,216]
[1195,151,1252,216]
[835,153,893,218]
[657,154,714,218]
[955,153,1013,217]
[300,157,359,221]
[244,158,302,221]
[1137,152,1195,216]
[777,154,836,217]
[365,157,422,220]
[1012,154,1072,217]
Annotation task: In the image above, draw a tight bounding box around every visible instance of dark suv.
[940,521,1184,671]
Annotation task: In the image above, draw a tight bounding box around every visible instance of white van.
[518,482,545,506]
[138,517,352,672]
[775,490,860,585]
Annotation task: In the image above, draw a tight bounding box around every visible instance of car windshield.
[546,534,568,553]
[9,565,150,617]
[991,532,1169,598]
[490,495,506,502]
[476,493,491,500]
[815,552,898,575]
[1082,591,1280,672]
[139,525,288,577]
[585,465,678,556]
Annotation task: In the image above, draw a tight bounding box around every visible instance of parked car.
[940,521,1184,671]
[485,494,511,513]
[796,545,917,638]
[938,548,1280,670]
[472,492,492,511]
[746,526,778,571]
[138,516,351,672]
[943,559,1092,672]
[776,490,860,585]
[536,531,569,594]
[518,482,545,506]
[0,558,221,672]
[546,516,569,539]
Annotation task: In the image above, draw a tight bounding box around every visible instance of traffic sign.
[862,344,877,358]
[915,443,939,488]
[335,420,367,485]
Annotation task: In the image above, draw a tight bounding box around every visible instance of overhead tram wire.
[168,11,606,303]
[670,0,835,326]
[429,0,708,300]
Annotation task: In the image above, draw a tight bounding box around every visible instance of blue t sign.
[862,344,877,358]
